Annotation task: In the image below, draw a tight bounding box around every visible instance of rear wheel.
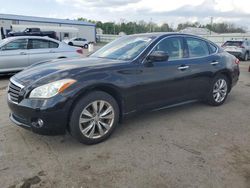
[206,75,229,106]
[68,42,73,46]
[84,44,88,49]
[69,91,119,144]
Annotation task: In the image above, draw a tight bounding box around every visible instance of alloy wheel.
[213,79,228,103]
[79,100,115,139]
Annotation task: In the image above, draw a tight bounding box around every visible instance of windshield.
[91,35,155,61]
[0,38,12,46]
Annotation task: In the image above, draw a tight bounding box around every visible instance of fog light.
[38,119,44,127]
[31,118,44,128]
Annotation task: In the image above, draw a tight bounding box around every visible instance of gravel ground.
[0,59,249,188]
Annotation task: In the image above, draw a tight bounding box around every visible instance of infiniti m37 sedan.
[7,33,240,144]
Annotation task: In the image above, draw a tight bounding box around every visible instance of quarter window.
[208,43,217,54]
[29,39,59,49]
[186,38,209,58]
[153,37,184,60]
[2,39,27,50]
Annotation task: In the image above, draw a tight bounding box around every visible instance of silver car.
[0,36,84,74]
[222,39,250,61]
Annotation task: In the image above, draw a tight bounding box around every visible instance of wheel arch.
[67,84,124,131]
[214,70,232,92]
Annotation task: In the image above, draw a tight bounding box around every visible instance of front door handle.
[49,50,55,53]
[178,65,189,71]
[19,52,27,55]
[211,61,219,65]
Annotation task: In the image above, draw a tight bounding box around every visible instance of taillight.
[239,45,245,48]
[76,49,83,54]
[235,58,240,65]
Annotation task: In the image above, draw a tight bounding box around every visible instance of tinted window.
[186,38,209,58]
[153,37,184,60]
[208,43,217,54]
[2,39,27,50]
[29,39,59,49]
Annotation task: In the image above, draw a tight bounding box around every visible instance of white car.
[0,36,84,74]
[64,37,89,48]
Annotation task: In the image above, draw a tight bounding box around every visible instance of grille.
[8,80,23,103]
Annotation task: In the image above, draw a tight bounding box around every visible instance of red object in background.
[235,58,240,65]
[76,49,83,54]
[248,65,250,72]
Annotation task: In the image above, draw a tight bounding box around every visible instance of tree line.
[78,18,246,35]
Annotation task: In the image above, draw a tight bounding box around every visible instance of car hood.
[13,57,126,86]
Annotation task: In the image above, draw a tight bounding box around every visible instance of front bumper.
[8,95,71,135]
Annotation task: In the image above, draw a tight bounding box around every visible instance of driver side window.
[153,37,184,60]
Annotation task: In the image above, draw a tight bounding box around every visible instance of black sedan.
[7,33,240,144]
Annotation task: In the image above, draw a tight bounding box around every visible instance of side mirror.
[147,51,169,62]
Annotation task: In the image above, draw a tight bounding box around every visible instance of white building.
[0,14,96,42]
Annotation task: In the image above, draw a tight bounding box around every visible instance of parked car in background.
[222,39,250,61]
[0,36,83,74]
[7,33,239,144]
[7,28,57,39]
[64,37,89,48]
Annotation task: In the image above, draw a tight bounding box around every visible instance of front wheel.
[206,75,229,106]
[69,91,119,144]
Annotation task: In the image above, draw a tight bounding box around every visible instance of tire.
[84,44,88,49]
[68,42,73,46]
[206,75,230,106]
[244,52,249,61]
[69,91,119,144]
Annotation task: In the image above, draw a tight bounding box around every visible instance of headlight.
[29,79,76,99]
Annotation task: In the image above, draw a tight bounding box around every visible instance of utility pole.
[210,17,213,35]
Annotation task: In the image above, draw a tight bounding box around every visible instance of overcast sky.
[0,0,250,29]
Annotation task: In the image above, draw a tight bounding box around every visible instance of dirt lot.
[0,59,250,188]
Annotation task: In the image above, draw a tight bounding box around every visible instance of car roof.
[225,40,244,42]
[130,32,203,38]
[5,36,60,42]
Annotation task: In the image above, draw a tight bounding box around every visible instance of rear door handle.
[178,65,189,71]
[19,52,27,55]
[210,61,219,65]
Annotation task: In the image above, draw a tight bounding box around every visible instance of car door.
[0,38,29,72]
[73,38,81,46]
[27,39,59,65]
[182,37,221,99]
[136,36,192,110]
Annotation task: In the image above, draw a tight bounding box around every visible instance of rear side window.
[29,39,59,49]
[186,38,209,58]
[2,39,28,50]
[153,37,184,60]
